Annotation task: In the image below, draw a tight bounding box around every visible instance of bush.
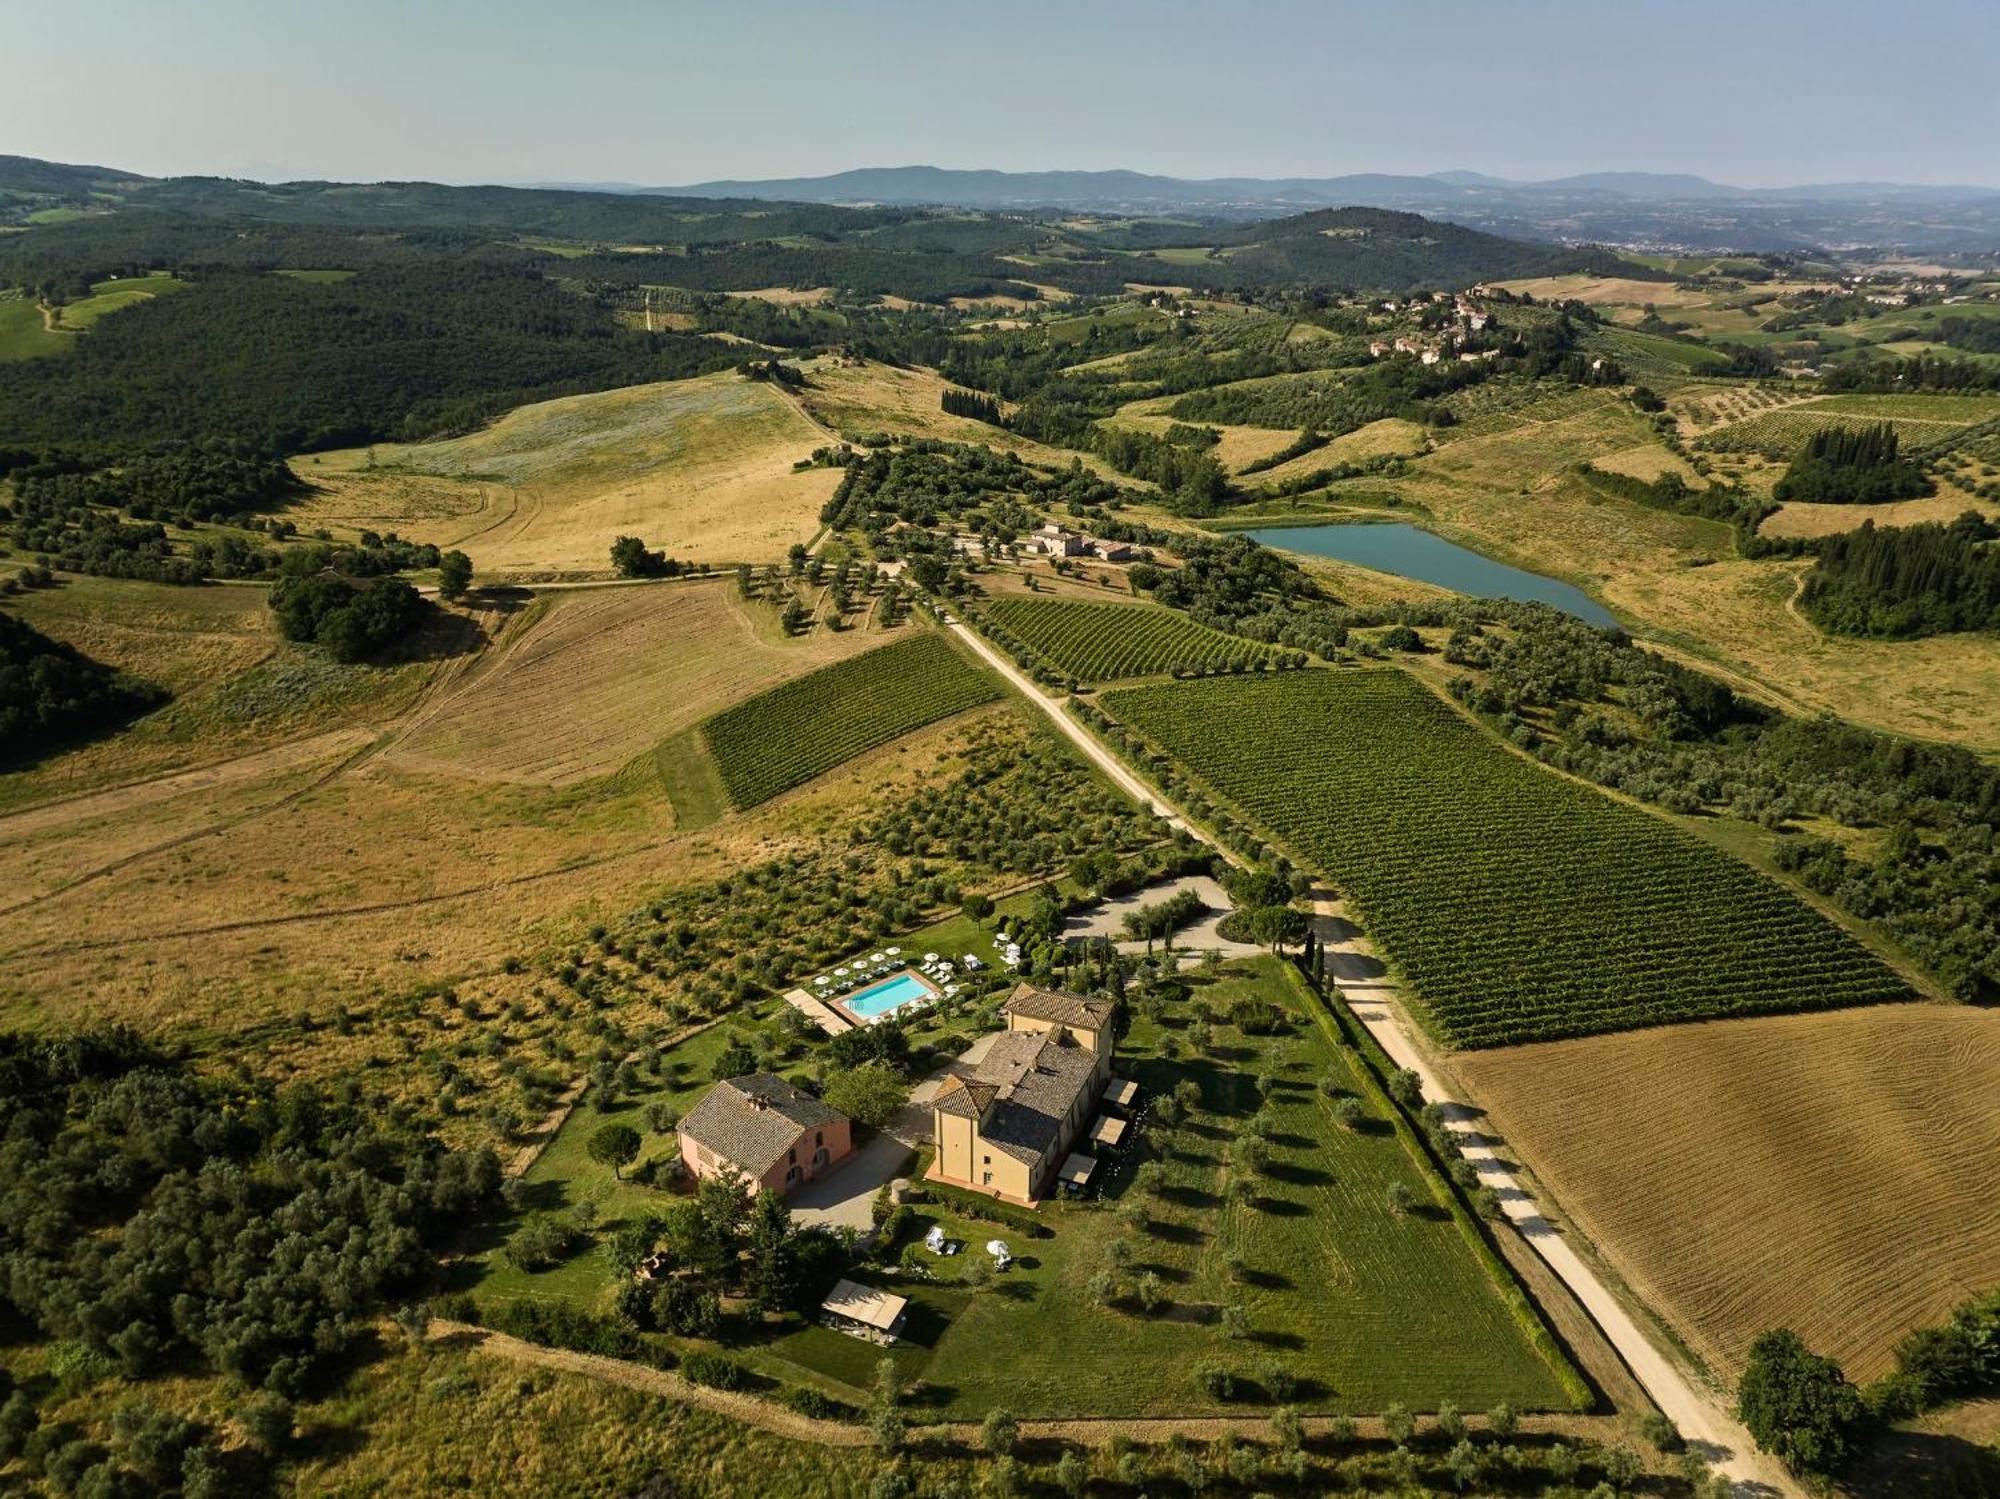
[681,1351,751,1390]
[1196,1365,1237,1401]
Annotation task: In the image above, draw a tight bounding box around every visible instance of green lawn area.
[0,295,67,361]
[56,272,184,330]
[906,957,1577,1417]
[465,940,1574,1416]
[470,999,805,1312]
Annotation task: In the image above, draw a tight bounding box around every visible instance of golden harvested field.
[1492,275,1722,308]
[1251,417,1429,486]
[1760,492,2000,540]
[1104,399,1298,473]
[386,581,891,785]
[291,372,840,574]
[798,359,1131,479]
[1606,557,2000,749]
[2,576,436,807]
[1590,441,1700,485]
[0,587,1007,1046]
[723,285,829,306]
[1455,1005,2000,1383]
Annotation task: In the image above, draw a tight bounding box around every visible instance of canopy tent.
[821,1278,909,1338]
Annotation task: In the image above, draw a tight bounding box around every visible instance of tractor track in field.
[0,597,527,924]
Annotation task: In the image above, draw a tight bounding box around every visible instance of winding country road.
[943,614,1795,1497]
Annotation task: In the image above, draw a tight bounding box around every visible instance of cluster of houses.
[670,981,1137,1343]
[677,981,1135,1208]
[1369,292,1496,365]
[1027,522,1133,563]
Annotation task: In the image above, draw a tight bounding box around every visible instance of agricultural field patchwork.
[386,581,888,787]
[702,631,1000,807]
[1107,670,1914,1047]
[1456,1004,2000,1384]
[985,597,1278,681]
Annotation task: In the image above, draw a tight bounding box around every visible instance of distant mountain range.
[619,166,2000,254]
[648,165,2000,209]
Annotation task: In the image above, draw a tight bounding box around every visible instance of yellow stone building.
[930,982,1121,1202]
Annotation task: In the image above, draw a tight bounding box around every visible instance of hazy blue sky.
[5,0,1996,187]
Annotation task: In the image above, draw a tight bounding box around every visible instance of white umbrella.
[886,946,901,956]
[923,952,938,962]
[870,951,887,963]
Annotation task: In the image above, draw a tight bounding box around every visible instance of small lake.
[1243,522,1620,628]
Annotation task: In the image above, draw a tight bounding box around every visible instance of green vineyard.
[702,632,1000,808]
[985,598,1276,681]
[1107,670,1914,1047]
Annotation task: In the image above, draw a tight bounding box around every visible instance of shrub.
[1196,1365,1237,1401]
[681,1351,751,1390]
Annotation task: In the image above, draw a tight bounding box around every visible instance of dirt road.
[945,615,1794,1496]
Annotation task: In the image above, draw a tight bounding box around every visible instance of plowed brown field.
[1455,1004,2000,1382]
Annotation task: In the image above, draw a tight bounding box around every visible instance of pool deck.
[781,988,851,1035]
[826,967,940,1028]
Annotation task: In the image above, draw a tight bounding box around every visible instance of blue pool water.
[1243,522,1621,628]
[842,970,934,1022]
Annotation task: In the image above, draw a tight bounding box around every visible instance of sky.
[4,0,1997,189]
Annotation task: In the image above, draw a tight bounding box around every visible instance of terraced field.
[985,598,1276,681]
[1107,670,1914,1047]
[1694,393,2000,459]
[702,632,999,807]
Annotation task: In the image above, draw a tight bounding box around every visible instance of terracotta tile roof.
[963,1029,1100,1165]
[1004,982,1117,1031]
[679,1073,847,1180]
[932,1074,998,1119]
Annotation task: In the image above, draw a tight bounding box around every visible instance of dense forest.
[0,1029,500,1490]
[1797,512,2000,638]
[0,263,740,457]
[0,611,166,762]
[1773,424,1932,504]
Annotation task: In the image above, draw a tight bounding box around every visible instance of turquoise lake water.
[1244,522,1620,628]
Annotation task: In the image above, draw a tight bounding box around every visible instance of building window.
[982,1155,990,1165]
[982,1171,992,1186]
[816,1131,823,1147]
[788,1147,796,1163]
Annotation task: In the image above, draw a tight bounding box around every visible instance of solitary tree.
[436,550,473,600]
[587,1122,642,1180]
[1736,1328,1865,1475]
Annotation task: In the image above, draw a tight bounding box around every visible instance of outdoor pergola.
[1058,1152,1097,1188]
[820,1278,909,1343]
[1103,1077,1139,1110]
[1087,1114,1128,1148]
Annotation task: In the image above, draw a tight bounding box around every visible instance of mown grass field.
[985,597,1277,681]
[703,632,1000,807]
[0,291,67,360]
[1456,1004,2000,1384]
[52,271,184,329]
[293,370,842,573]
[480,957,1579,1416]
[913,958,1580,1416]
[1108,670,1914,1047]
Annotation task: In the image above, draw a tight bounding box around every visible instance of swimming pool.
[837,969,937,1025]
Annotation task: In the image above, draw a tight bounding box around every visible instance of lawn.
[0,293,66,361]
[908,958,1579,1416]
